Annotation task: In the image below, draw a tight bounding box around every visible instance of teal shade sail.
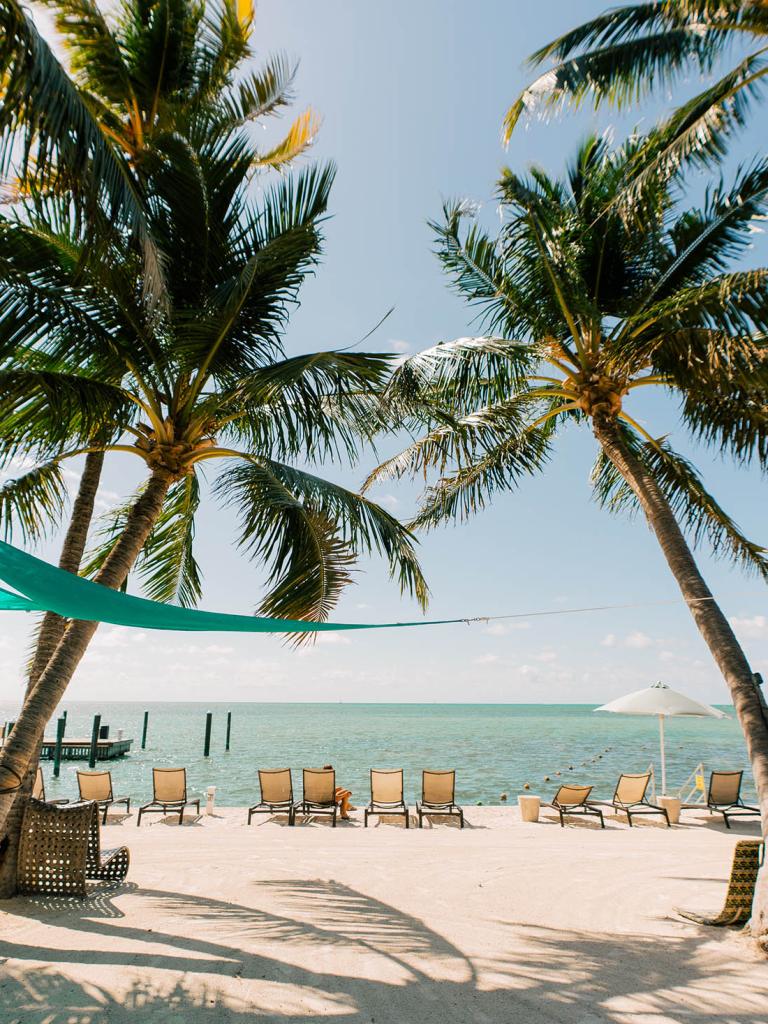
[0,540,454,634]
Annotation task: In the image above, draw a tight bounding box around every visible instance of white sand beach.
[0,805,764,1023]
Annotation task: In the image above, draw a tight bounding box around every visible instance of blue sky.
[0,0,765,705]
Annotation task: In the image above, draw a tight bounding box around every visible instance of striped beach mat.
[677,839,764,926]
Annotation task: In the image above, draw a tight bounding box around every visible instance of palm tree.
[366,135,768,937]
[0,0,427,883]
[0,0,323,872]
[1,0,318,301]
[504,1,768,193]
[0,151,427,847]
[0,0,321,689]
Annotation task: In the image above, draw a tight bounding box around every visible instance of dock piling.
[225,710,232,751]
[141,710,149,749]
[88,714,101,768]
[204,711,212,757]
[53,716,66,778]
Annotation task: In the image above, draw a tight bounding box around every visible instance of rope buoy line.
[460,595,716,627]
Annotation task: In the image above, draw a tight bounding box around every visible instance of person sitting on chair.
[323,764,353,820]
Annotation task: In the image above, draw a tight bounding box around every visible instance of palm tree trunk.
[0,468,172,872]
[26,450,107,688]
[0,451,106,896]
[593,414,768,940]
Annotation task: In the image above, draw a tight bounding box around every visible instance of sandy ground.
[0,803,765,1023]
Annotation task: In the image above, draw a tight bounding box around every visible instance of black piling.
[53,715,67,778]
[88,713,101,768]
[204,711,213,757]
[225,711,232,752]
[141,710,149,749]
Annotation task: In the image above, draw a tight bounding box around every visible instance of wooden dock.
[38,738,133,761]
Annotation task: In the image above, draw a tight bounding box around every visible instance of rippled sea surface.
[0,701,754,805]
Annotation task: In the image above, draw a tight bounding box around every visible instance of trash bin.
[518,794,541,822]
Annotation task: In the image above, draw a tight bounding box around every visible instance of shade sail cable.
[0,539,714,634]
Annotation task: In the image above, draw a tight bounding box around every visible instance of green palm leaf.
[0,458,67,542]
[591,430,768,579]
[215,458,429,617]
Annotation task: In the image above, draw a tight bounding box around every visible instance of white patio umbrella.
[594,681,727,794]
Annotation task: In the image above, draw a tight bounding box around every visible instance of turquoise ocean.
[0,701,754,806]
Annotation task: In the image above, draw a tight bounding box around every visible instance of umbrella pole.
[659,714,666,795]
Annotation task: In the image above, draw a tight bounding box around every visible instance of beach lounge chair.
[248,768,295,825]
[77,770,131,824]
[547,784,605,828]
[611,772,670,827]
[707,770,760,828]
[364,769,409,827]
[17,798,130,896]
[677,838,764,926]
[297,767,337,826]
[33,766,68,804]
[136,768,200,826]
[416,769,464,828]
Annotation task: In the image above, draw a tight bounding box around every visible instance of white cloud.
[378,494,401,510]
[388,339,411,354]
[316,633,352,646]
[474,653,500,665]
[603,631,653,649]
[534,650,557,663]
[625,631,653,649]
[729,614,768,639]
[90,628,146,650]
[483,621,531,636]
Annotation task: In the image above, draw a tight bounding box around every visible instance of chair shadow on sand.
[1,877,766,1023]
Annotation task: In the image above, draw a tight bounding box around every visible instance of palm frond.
[82,477,202,606]
[214,53,296,129]
[0,2,165,308]
[134,476,202,606]
[591,430,768,578]
[0,369,131,454]
[0,458,67,542]
[409,425,552,531]
[255,107,320,169]
[215,457,428,617]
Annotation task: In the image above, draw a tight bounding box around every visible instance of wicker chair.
[17,798,130,897]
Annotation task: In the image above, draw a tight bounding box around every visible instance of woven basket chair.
[18,798,130,897]
[677,839,764,926]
